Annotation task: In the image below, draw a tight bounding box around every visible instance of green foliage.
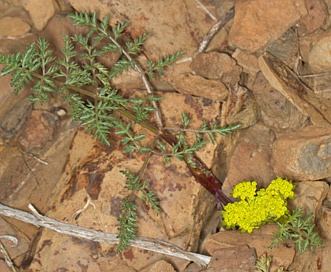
[116,199,138,252]
[146,52,184,81]
[121,170,160,215]
[222,178,322,254]
[0,11,239,252]
[255,253,288,272]
[270,208,323,254]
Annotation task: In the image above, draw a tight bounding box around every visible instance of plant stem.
[30,72,231,207]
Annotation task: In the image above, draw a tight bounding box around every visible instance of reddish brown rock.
[171,73,229,101]
[218,123,275,195]
[272,126,331,181]
[26,91,222,271]
[289,181,329,220]
[299,0,328,34]
[288,239,331,272]
[22,0,58,30]
[308,29,331,73]
[0,16,30,36]
[206,225,295,271]
[317,190,331,239]
[228,0,307,52]
[190,52,242,85]
[18,110,59,150]
[208,245,257,272]
[252,72,307,130]
[140,260,176,272]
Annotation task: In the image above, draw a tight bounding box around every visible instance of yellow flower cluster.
[221,178,295,233]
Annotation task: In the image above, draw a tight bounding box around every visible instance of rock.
[265,28,300,67]
[317,193,331,239]
[205,225,296,271]
[190,52,242,85]
[258,52,331,127]
[0,16,30,36]
[218,123,275,195]
[308,29,331,73]
[171,73,229,101]
[288,181,329,220]
[288,239,331,272]
[26,91,223,271]
[18,110,60,151]
[140,260,176,272]
[22,0,58,31]
[221,85,259,128]
[231,49,259,76]
[299,0,328,34]
[208,245,257,272]
[67,0,216,58]
[301,72,331,99]
[251,72,308,130]
[0,216,30,262]
[0,98,32,139]
[228,0,307,53]
[272,126,331,181]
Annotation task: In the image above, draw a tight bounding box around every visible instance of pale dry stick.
[99,28,164,129]
[194,0,217,21]
[0,203,211,267]
[198,5,235,53]
[176,5,235,64]
[0,236,18,272]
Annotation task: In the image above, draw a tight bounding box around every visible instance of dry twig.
[198,6,235,53]
[0,203,211,267]
[0,235,18,272]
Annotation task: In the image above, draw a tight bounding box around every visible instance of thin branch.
[198,6,235,53]
[194,0,217,21]
[0,203,211,267]
[0,236,18,272]
[101,29,164,129]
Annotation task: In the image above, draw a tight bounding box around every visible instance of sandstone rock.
[190,52,242,85]
[221,85,259,129]
[231,49,259,76]
[289,181,329,220]
[18,110,60,150]
[299,0,328,34]
[0,16,30,36]
[208,245,257,272]
[140,260,176,272]
[218,123,275,195]
[22,0,58,31]
[317,196,331,239]
[228,0,307,53]
[301,72,331,99]
[272,126,331,181]
[26,91,223,271]
[67,0,216,58]
[0,216,30,261]
[206,225,295,271]
[266,28,300,67]
[0,98,32,139]
[258,52,331,127]
[171,73,229,101]
[288,239,331,272]
[252,72,308,130]
[308,29,331,73]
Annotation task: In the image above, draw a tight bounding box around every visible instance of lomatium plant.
[222,178,323,254]
[0,12,239,252]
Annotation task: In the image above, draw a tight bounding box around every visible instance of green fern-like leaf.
[116,199,138,252]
